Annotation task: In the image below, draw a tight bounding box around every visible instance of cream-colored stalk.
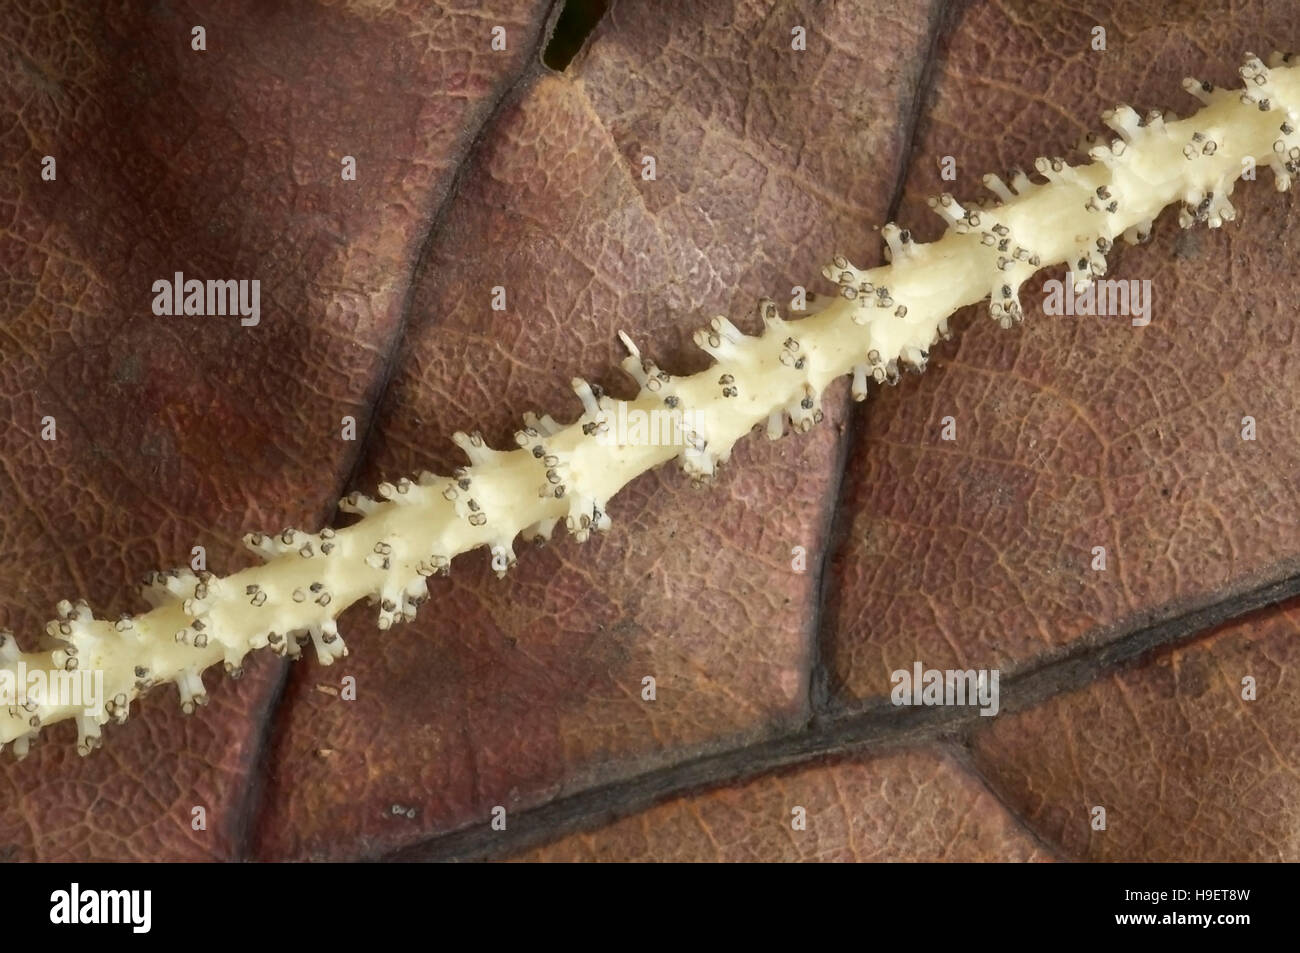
[3,53,1297,758]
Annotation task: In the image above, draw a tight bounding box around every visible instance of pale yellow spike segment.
[3,57,1298,757]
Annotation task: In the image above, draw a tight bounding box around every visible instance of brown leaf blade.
[251,0,941,860]
[0,0,552,859]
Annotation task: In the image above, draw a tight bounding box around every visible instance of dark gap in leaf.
[543,0,609,71]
